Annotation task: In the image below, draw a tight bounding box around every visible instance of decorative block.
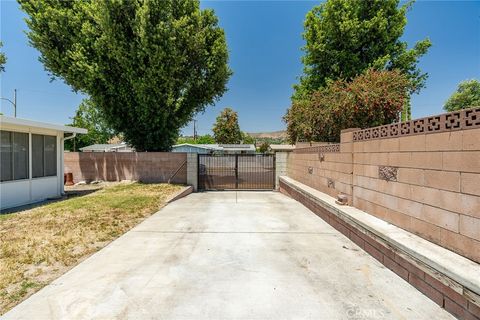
[352,107,480,141]
[379,166,398,182]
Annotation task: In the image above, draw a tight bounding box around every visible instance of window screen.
[1,132,56,180]
[44,136,57,176]
[32,134,57,178]
[0,131,30,181]
[13,132,29,180]
[32,134,44,178]
[0,131,13,181]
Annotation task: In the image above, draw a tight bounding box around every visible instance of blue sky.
[1,1,479,136]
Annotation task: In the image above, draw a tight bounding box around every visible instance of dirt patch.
[0,182,182,314]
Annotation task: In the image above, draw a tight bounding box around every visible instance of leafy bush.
[285,69,410,143]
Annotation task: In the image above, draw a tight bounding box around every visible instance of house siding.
[171,145,212,154]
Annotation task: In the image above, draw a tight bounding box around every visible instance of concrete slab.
[3,192,454,320]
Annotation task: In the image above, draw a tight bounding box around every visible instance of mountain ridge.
[246,130,287,139]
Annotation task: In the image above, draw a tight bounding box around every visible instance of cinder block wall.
[275,152,289,189]
[288,134,354,202]
[64,152,187,184]
[287,108,480,263]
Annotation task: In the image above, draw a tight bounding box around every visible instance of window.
[13,132,29,180]
[44,136,57,176]
[1,131,12,181]
[0,130,29,182]
[32,134,44,178]
[32,134,57,178]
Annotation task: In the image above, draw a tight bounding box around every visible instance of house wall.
[286,108,480,263]
[64,152,188,184]
[172,145,211,154]
[0,125,63,210]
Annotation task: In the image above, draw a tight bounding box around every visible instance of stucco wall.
[286,108,480,263]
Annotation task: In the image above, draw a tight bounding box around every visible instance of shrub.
[285,69,410,143]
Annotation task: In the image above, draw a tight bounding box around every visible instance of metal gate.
[198,154,275,190]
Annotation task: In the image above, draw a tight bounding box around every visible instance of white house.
[171,143,256,154]
[0,115,87,210]
[79,142,134,152]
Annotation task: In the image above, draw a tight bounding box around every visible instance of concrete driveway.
[3,192,453,320]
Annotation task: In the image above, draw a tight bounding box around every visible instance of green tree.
[0,41,6,72]
[19,0,232,151]
[196,135,216,144]
[177,134,215,145]
[65,98,115,151]
[212,107,242,144]
[241,132,255,144]
[258,142,270,154]
[285,69,410,143]
[444,79,480,112]
[295,0,431,118]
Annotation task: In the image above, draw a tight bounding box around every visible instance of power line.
[0,89,17,117]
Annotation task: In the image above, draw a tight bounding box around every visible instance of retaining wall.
[287,108,480,263]
[279,176,480,320]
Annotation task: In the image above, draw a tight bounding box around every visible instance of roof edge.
[0,115,88,134]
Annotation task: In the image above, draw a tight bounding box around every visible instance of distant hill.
[247,131,287,139]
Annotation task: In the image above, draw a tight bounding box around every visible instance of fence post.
[275,152,289,190]
[235,155,240,189]
[186,153,198,191]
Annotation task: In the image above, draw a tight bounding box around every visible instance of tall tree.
[19,0,232,151]
[212,107,242,144]
[177,134,215,145]
[295,0,431,118]
[0,41,6,72]
[65,98,115,151]
[444,79,480,112]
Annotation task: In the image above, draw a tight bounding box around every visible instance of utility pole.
[193,119,197,141]
[0,89,17,117]
[13,89,16,117]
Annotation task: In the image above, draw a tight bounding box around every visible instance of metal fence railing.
[198,154,275,190]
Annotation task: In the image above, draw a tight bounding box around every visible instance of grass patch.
[0,182,182,314]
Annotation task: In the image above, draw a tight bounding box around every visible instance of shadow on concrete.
[0,188,100,215]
